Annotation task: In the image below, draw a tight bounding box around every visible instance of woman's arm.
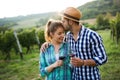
[40,52,63,77]
[46,60,63,72]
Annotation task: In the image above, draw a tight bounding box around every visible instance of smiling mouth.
[60,38,64,40]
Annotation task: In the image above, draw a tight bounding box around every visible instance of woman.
[39,19,71,80]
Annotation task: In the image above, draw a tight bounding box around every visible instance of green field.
[0,30,120,80]
[98,30,120,80]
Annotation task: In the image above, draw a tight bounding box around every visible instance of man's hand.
[70,57,84,67]
[40,42,49,52]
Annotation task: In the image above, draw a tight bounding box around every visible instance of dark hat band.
[63,13,80,21]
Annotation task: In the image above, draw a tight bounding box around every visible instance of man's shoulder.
[83,26,98,34]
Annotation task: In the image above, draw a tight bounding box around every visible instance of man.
[60,7,107,80]
[40,7,107,80]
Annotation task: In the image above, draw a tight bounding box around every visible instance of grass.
[0,30,120,80]
[0,48,42,80]
[97,30,120,80]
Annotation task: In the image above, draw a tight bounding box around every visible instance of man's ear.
[68,20,73,25]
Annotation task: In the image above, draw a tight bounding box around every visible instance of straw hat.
[60,7,82,22]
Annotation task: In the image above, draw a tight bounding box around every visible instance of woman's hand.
[53,60,63,68]
[46,60,63,73]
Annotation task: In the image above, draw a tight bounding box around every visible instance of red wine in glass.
[69,53,75,57]
[59,56,65,60]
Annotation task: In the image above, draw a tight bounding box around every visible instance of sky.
[0,0,94,18]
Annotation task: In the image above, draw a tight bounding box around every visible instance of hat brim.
[59,12,80,22]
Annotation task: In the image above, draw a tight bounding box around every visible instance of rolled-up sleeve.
[90,32,107,66]
[39,52,49,77]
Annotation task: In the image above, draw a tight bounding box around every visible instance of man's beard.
[65,25,71,32]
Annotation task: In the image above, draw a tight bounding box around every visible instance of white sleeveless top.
[55,53,59,60]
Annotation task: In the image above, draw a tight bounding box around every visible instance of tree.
[96,14,110,30]
[18,29,37,54]
[110,12,120,47]
[0,30,16,60]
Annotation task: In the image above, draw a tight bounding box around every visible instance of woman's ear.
[50,32,53,38]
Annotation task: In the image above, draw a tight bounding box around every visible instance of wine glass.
[69,50,76,69]
[69,50,76,57]
[58,53,66,70]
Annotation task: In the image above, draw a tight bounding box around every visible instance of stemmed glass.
[69,50,75,57]
[59,54,65,68]
[58,53,66,79]
[69,50,76,70]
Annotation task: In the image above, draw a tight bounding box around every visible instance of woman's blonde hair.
[44,19,64,42]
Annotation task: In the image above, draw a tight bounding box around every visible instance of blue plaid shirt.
[39,43,72,80]
[65,26,107,80]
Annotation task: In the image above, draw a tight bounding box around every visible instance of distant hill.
[1,0,120,29]
[78,0,120,19]
[0,12,58,29]
[11,12,58,29]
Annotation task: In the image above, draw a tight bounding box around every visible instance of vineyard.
[0,30,120,80]
[0,11,120,80]
[0,28,45,60]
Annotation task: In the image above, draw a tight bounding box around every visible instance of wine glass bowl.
[69,53,75,57]
[59,56,65,60]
